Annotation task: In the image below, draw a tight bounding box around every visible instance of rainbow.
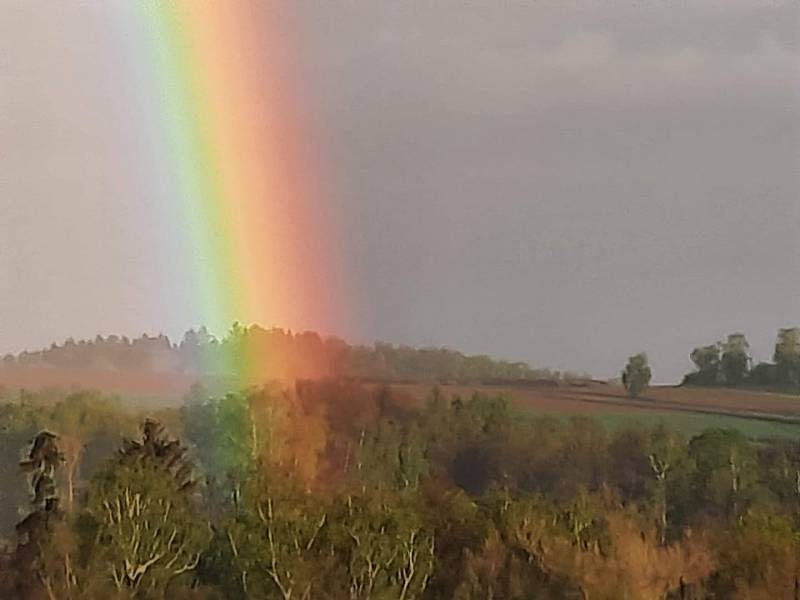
[129,2,345,379]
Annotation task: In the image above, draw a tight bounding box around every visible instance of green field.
[524,410,800,440]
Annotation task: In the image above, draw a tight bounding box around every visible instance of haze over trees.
[0,325,572,386]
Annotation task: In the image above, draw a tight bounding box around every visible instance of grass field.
[394,381,800,440]
[569,411,800,440]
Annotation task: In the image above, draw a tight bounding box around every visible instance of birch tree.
[86,420,208,595]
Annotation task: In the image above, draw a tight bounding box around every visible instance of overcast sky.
[1,1,799,382]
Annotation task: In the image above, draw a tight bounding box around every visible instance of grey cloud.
[1,1,798,383]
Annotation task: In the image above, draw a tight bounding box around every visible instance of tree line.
[1,382,798,598]
[683,327,800,391]
[1,325,569,384]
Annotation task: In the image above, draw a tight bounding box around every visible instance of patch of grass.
[681,383,800,397]
[585,412,800,440]
[516,407,800,440]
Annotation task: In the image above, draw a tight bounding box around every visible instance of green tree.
[14,431,80,600]
[398,425,429,490]
[774,327,800,386]
[353,419,430,492]
[0,401,40,539]
[48,392,129,508]
[219,470,329,600]
[331,490,435,600]
[644,425,689,546]
[182,391,257,480]
[688,344,721,384]
[688,429,757,519]
[84,420,208,596]
[622,353,652,398]
[720,333,750,386]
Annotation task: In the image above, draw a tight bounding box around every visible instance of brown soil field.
[0,366,195,397]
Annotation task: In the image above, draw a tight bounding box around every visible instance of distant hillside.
[0,324,573,394]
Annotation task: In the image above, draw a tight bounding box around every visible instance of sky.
[1,1,799,383]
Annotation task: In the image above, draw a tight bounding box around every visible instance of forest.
[0,325,568,384]
[1,377,799,599]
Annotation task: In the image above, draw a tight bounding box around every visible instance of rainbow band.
[135,2,342,379]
